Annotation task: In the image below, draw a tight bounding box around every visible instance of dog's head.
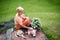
[16,30,23,36]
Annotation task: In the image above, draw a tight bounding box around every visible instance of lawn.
[0,0,60,40]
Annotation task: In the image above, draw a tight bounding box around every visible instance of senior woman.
[14,7,33,40]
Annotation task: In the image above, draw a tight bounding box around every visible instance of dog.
[15,30,26,38]
[28,27,37,37]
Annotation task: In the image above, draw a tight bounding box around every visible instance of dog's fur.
[15,30,25,38]
[28,28,37,37]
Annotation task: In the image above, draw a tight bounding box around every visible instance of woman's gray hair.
[16,7,24,11]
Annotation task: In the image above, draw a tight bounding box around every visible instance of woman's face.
[18,10,23,15]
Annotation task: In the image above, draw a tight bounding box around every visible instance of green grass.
[0,0,60,40]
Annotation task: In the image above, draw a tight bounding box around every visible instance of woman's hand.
[28,27,33,31]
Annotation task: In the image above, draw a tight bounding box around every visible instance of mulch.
[12,31,48,40]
